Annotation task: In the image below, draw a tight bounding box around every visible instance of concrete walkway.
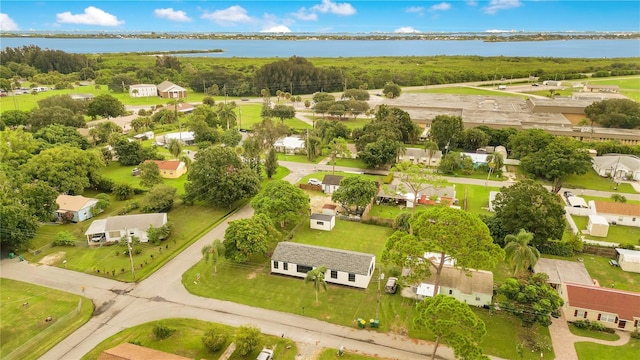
[549,312,631,360]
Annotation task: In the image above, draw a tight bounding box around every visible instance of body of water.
[1,37,639,58]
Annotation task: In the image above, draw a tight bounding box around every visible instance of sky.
[0,1,638,33]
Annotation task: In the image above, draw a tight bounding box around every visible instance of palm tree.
[504,230,540,276]
[486,151,504,183]
[167,138,182,160]
[218,103,237,129]
[328,137,351,174]
[201,239,225,275]
[424,140,439,168]
[611,194,627,203]
[304,266,328,304]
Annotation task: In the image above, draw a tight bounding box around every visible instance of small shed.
[587,214,609,237]
[322,204,338,216]
[616,248,640,273]
[310,213,335,231]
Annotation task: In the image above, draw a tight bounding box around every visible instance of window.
[448,290,453,295]
[283,262,288,271]
[109,231,120,238]
[273,261,278,269]
[316,221,324,226]
[575,310,587,318]
[475,296,481,301]
[348,273,356,282]
[297,265,312,273]
[599,314,617,323]
[330,270,337,279]
[618,217,623,222]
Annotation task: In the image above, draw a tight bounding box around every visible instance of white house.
[616,248,640,273]
[129,84,157,98]
[593,201,640,228]
[587,214,610,237]
[398,148,442,167]
[567,196,589,208]
[592,154,640,181]
[322,174,343,194]
[157,80,187,99]
[274,136,306,154]
[133,131,154,141]
[414,266,494,307]
[271,242,376,289]
[84,213,167,244]
[159,131,195,146]
[55,195,98,223]
[310,213,335,231]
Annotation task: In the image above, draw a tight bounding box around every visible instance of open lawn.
[80,318,298,360]
[571,215,640,246]
[0,278,93,360]
[560,170,636,193]
[583,75,640,101]
[293,220,394,257]
[406,86,526,97]
[574,339,640,360]
[278,153,322,164]
[452,183,502,215]
[101,162,188,195]
[542,254,640,292]
[323,157,369,169]
[307,115,372,130]
[317,348,393,360]
[568,325,620,341]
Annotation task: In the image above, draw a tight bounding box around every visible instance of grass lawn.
[324,157,369,169]
[568,324,620,341]
[317,348,392,359]
[278,153,322,164]
[445,169,508,182]
[583,75,640,101]
[406,86,526,97]
[101,162,189,195]
[293,220,394,257]
[453,183,502,215]
[0,278,93,360]
[80,318,298,360]
[574,338,640,360]
[307,115,372,130]
[560,170,636,193]
[571,215,640,246]
[542,254,640,292]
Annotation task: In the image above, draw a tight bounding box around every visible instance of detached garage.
[310,213,335,231]
[587,215,609,237]
[616,248,640,273]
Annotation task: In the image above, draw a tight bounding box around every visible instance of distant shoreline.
[2,32,639,42]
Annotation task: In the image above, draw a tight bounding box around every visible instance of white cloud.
[430,3,451,12]
[292,8,318,21]
[311,0,356,16]
[201,5,254,25]
[153,8,191,22]
[261,25,291,33]
[0,13,19,31]
[483,0,522,15]
[56,6,124,26]
[466,0,478,6]
[405,6,424,14]
[394,27,420,33]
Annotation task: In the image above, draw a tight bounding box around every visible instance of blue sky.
[0,1,638,33]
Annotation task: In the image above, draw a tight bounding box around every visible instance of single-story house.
[55,195,99,223]
[593,201,640,228]
[461,152,489,168]
[271,242,376,289]
[310,213,335,231]
[377,183,455,208]
[157,80,187,99]
[587,214,610,237]
[98,342,191,360]
[144,160,187,178]
[398,148,443,167]
[174,102,195,113]
[133,131,154,141]
[321,204,338,216]
[322,174,343,194]
[533,258,593,289]
[411,265,494,307]
[559,282,640,332]
[84,213,167,244]
[567,196,588,208]
[616,248,640,273]
[592,154,640,181]
[129,84,157,98]
[274,136,306,154]
[584,84,619,93]
[159,131,195,146]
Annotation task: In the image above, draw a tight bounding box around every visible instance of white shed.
[310,213,335,231]
[616,248,640,273]
[587,215,609,237]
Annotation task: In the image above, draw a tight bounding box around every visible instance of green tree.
[382,207,504,291]
[267,104,296,123]
[0,127,38,167]
[415,295,488,360]
[430,115,464,150]
[331,176,378,216]
[611,194,627,203]
[138,161,163,188]
[485,151,504,179]
[0,204,38,251]
[28,106,85,130]
[358,138,399,169]
[37,94,88,114]
[423,140,439,168]
[496,273,564,327]
[242,136,263,177]
[252,118,288,151]
[342,88,370,101]
[584,98,640,129]
[493,179,565,248]
[392,161,448,214]
[167,138,182,159]
[521,137,592,193]
[201,328,228,352]
[34,124,90,150]
[0,110,29,127]
[94,121,123,144]
[224,214,280,263]
[141,185,177,213]
[504,230,541,276]
[234,325,261,356]
[383,82,401,98]
[507,129,554,160]
[112,137,145,166]
[21,181,59,222]
[305,266,328,304]
[251,180,310,228]
[264,147,278,179]
[112,183,135,200]
[201,239,225,274]
[328,137,351,174]
[438,151,461,174]
[221,128,242,147]
[460,128,490,152]
[87,94,126,119]
[217,102,237,129]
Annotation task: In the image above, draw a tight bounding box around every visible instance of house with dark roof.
[310,213,335,231]
[559,282,640,332]
[157,80,187,99]
[322,174,343,194]
[144,160,187,178]
[593,201,640,228]
[84,213,167,245]
[55,195,99,223]
[271,242,376,289]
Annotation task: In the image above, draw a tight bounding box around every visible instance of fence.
[298,184,322,191]
[582,245,617,258]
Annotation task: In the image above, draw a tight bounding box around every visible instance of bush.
[202,328,228,352]
[152,321,175,339]
[117,201,139,215]
[93,177,115,192]
[382,173,394,184]
[631,329,640,339]
[234,325,261,356]
[571,320,615,333]
[538,240,574,257]
[393,212,411,232]
[113,183,135,200]
[53,231,76,246]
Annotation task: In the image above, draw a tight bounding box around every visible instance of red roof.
[322,204,337,210]
[594,201,640,217]
[145,160,183,171]
[565,282,640,320]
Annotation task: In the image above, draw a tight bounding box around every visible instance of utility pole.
[125,229,136,281]
[238,107,242,129]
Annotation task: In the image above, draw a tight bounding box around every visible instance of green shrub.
[113,183,135,200]
[571,320,615,333]
[383,173,394,184]
[53,231,76,247]
[117,201,139,215]
[538,240,574,257]
[201,328,228,352]
[393,212,411,232]
[152,321,175,339]
[631,329,640,339]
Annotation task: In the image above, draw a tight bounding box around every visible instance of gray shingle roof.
[84,213,167,235]
[272,242,374,275]
[322,174,343,186]
[310,213,333,221]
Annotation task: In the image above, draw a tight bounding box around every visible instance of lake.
[2,37,639,58]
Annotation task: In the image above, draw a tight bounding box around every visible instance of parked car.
[308,178,321,186]
[91,234,105,242]
[256,349,274,360]
[385,277,398,294]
